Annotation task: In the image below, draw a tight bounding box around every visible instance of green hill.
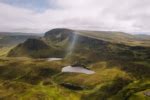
[77,30,150,47]
[0,32,41,57]
[7,28,150,63]
[7,38,63,58]
[43,28,150,63]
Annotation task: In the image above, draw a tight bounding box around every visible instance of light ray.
[65,32,78,57]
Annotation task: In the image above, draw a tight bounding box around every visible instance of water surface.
[47,58,62,61]
[62,66,95,74]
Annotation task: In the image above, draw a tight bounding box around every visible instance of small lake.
[62,66,95,74]
[47,58,62,61]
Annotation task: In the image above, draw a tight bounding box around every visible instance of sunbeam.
[65,32,78,57]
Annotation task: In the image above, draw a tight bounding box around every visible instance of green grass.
[0,57,149,100]
[0,57,81,100]
[0,46,14,57]
[0,80,81,100]
[129,89,150,100]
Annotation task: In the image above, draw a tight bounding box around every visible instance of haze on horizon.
[0,0,150,35]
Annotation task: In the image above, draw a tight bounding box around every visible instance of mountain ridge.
[7,28,150,64]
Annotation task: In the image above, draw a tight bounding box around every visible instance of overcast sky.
[0,0,150,34]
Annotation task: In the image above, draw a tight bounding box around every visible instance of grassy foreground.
[0,57,149,100]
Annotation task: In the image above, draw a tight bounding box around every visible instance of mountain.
[7,38,63,58]
[44,28,150,47]
[44,28,150,63]
[8,28,150,62]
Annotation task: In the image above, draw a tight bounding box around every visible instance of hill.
[8,28,150,62]
[44,28,150,63]
[76,30,150,47]
[0,32,41,57]
[7,38,63,58]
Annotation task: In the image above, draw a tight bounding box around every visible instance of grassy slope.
[0,57,149,100]
[77,30,150,47]
[0,57,81,100]
[0,81,81,100]
[0,46,14,57]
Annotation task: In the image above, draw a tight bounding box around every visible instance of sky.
[0,0,150,34]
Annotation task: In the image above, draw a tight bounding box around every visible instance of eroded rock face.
[44,28,75,42]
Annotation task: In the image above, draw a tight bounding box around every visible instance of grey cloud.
[0,0,150,34]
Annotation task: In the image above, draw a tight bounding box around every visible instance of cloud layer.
[0,0,150,34]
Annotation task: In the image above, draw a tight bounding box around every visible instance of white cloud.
[0,0,150,34]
